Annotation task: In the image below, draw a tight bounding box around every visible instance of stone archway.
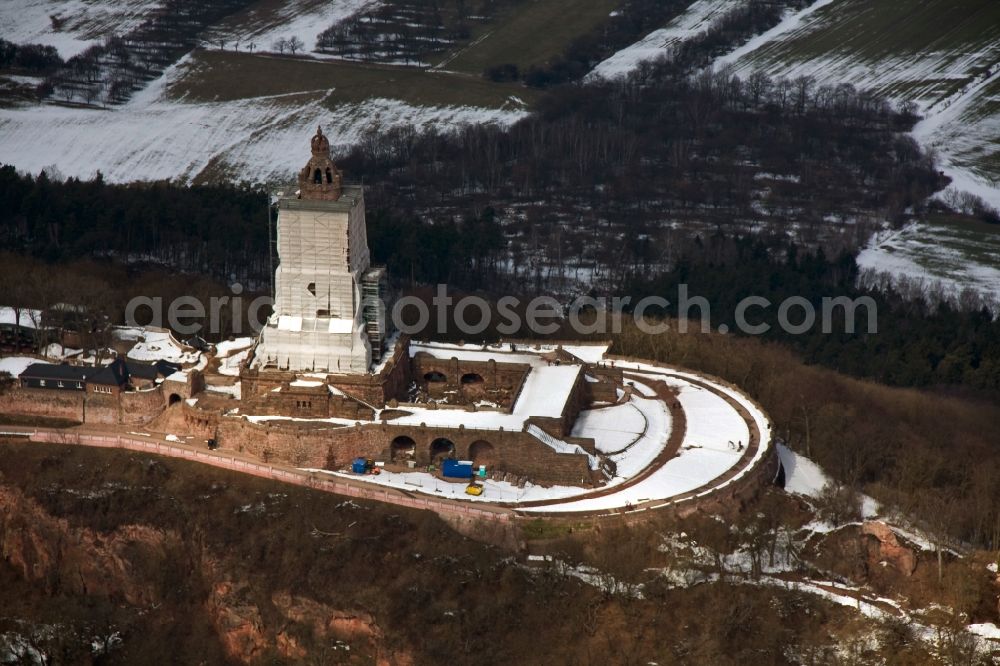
[460,372,486,400]
[429,437,456,463]
[390,435,416,461]
[168,393,182,406]
[424,371,447,383]
[468,440,496,467]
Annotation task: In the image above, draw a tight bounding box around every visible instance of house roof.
[126,361,159,380]
[20,358,172,386]
[85,358,129,386]
[20,363,90,382]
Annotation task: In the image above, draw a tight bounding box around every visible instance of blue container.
[352,457,368,474]
[442,459,473,479]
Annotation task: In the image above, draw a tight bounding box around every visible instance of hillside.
[583,0,1000,301]
[0,0,540,183]
[2,332,1000,665]
[713,0,1000,203]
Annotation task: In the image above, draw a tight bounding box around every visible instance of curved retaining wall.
[11,357,778,534]
[26,430,511,524]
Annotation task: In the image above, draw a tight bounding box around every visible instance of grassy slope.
[435,0,623,73]
[740,0,1000,99]
[168,50,539,108]
[729,0,1000,184]
[169,0,626,108]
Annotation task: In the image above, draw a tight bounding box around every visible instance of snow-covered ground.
[603,386,670,478]
[589,0,742,80]
[1,0,161,59]
[0,307,41,329]
[775,442,827,497]
[204,0,378,54]
[512,364,581,417]
[215,337,255,376]
[121,329,201,365]
[857,221,1000,305]
[0,356,48,377]
[215,337,255,357]
[523,366,766,513]
[572,402,646,453]
[0,54,528,184]
[714,0,837,69]
[703,0,1000,296]
[232,343,768,511]
[306,467,587,503]
[776,442,881,520]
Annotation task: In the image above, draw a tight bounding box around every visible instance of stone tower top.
[298,125,343,201]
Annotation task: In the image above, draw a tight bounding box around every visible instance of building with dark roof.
[18,358,177,395]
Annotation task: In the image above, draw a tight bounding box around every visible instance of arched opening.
[423,371,447,383]
[325,167,333,183]
[390,435,416,461]
[429,438,455,463]
[168,393,182,406]
[461,373,484,385]
[313,168,322,183]
[468,440,496,467]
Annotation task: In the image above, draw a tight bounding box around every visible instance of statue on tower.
[298,126,343,201]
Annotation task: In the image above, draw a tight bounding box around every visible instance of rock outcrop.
[0,485,411,664]
[862,521,917,576]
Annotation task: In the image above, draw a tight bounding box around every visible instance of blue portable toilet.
[442,459,473,479]
[352,457,367,474]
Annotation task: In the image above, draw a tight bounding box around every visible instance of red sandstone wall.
[120,387,167,426]
[411,355,529,407]
[0,384,165,426]
[209,415,593,487]
[0,387,83,422]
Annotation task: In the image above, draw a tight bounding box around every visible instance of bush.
[814,484,862,527]
[484,63,519,82]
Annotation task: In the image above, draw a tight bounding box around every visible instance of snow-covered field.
[2,0,161,59]
[204,0,379,54]
[857,220,1000,305]
[0,50,527,184]
[590,0,1000,299]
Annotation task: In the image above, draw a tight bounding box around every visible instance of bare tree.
[273,37,288,54]
[288,36,305,55]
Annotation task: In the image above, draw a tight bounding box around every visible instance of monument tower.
[254,127,386,373]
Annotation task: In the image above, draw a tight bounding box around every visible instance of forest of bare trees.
[342,63,940,298]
